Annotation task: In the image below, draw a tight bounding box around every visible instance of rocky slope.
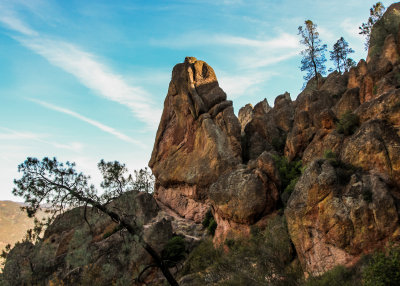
[149,2,400,277]
[3,3,400,285]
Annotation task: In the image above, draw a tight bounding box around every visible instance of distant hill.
[0,201,46,258]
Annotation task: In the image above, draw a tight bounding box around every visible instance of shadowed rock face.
[149,57,242,222]
[2,192,175,285]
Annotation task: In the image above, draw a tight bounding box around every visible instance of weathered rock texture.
[149,57,242,223]
[149,57,282,244]
[285,159,400,275]
[209,151,280,244]
[2,191,205,285]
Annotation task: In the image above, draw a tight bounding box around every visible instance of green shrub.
[306,265,359,286]
[271,135,286,153]
[212,215,301,285]
[181,239,222,275]
[273,155,303,206]
[202,210,217,236]
[323,149,337,160]
[363,245,400,286]
[373,85,378,95]
[323,149,341,168]
[281,178,299,206]
[66,229,92,269]
[208,219,217,236]
[336,111,359,136]
[202,210,213,228]
[162,236,186,267]
[180,216,301,285]
[224,238,236,249]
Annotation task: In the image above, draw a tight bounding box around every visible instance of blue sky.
[0,0,387,200]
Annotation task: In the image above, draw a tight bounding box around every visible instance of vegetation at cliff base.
[363,245,400,286]
[180,215,301,285]
[305,244,400,286]
[162,236,186,267]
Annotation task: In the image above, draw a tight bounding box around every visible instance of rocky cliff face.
[149,57,282,244]
[149,57,242,224]
[149,2,400,277]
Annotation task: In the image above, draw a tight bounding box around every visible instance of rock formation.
[149,2,400,277]
[149,57,282,244]
[149,57,242,223]
[4,4,400,285]
[285,159,400,275]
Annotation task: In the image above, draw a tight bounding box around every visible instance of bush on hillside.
[181,215,301,285]
[363,245,400,286]
[336,111,359,136]
[202,210,218,236]
[273,155,303,206]
[202,210,213,228]
[181,239,222,275]
[305,265,360,286]
[162,236,186,267]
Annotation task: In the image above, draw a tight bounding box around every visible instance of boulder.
[209,152,280,244]
[302,130,344,165]
[285,159,400,275]
[340,119,400,184]
[355,88,400,126]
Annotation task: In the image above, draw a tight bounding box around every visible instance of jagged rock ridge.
[3,3,400,284]
[150,2,400,277]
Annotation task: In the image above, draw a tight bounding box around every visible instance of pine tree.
[298,20,327,89]
[359,2,386,50]
[329,37,355,73]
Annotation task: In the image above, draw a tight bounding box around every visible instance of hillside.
[0,201,47,270]
[0,201,36,251]
[2,3,400,286]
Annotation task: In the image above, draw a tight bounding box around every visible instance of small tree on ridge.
[359,2,386,50]
[298,20,327,89]
[329,37,356,73]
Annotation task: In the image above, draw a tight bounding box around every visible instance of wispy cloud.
[151,32,298,49]
[0,12,160,129]
[17,37,161,128]
[0,14,38,36]
[28,98,145,147]
[219,70,277,99]
[0,127,84,152]
[151,32,300,69]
